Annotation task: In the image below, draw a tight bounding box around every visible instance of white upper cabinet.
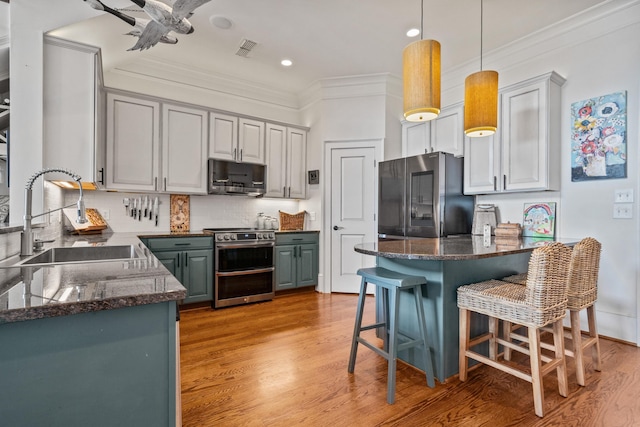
[464,72,565,195]
[106,93,160,192]
[209,113,265,164]
[402,121,431,157]
[43,37,106,188]
[162,104,208,194]
[431,103,464,157]
[238,118,265,164]
[208,113,237,161]
[402,103,464,157]
[265,124,307,199]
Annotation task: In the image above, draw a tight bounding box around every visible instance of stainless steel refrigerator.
[378,152,474,239]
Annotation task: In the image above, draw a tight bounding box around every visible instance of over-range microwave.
[207,159,266,196]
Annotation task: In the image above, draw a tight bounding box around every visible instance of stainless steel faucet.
[21,168,88,256]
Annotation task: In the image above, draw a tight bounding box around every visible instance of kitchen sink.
[16,245,144,267]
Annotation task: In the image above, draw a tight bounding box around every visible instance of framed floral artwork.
[571,91,627,181]
[522,203,556,238]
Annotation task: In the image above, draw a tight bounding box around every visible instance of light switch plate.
[615,189,634,203]
[613,203,633,219]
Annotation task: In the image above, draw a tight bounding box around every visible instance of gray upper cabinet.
[402,103,464,157]
[162,103,208,194]
[265,124,307,199]
[464,71,565,195]
[106,94,208,194]
[209,112,265,164]
[43,37,106,188]
[106,93,161,192]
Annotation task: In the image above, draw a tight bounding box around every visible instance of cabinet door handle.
[164,177,167,192]
[184,252,188,267]
[98,167,105,185]
[283,186,286,197]
[240,149,243,162]
[177,253,180,268]
[288,187,291,198]
[154,177,158,192]
[493,176,497,191]
[233,148,237,162]
[175,243,191,246]
[503,174,507,191]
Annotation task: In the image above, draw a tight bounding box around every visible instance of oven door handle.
[216,267,275,277]
[215,242,275,249]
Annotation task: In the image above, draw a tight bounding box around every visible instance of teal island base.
[377,252,531,382]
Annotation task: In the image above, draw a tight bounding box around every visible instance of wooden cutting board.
[63,208,108,234]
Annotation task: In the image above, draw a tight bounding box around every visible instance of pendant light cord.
[420,0,424,41]
[480,0,484,71]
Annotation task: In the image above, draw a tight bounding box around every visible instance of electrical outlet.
[613,203,632,219]
[309,212,316,221]
[100,209,110,220]
[614,189,634,203]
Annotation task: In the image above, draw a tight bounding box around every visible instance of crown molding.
[110,56,302,111]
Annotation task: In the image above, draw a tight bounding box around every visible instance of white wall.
[448,1,640,344]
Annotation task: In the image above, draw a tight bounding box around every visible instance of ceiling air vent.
[236,39,257,57]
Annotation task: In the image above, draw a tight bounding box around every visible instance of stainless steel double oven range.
[203,228,276,308]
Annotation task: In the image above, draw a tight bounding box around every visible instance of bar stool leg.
[386,287,399,404]
[348,277,368,373]
[570,309,586,386]
[381,286,389,352]
[414,284,435,388]
[528,326,545,418]
[587,305,602,372]
[459,308,470,382]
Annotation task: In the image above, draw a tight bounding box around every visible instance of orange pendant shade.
[403,39,441,122]
[464,70,498,137]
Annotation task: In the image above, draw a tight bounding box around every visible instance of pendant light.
[464,0,498,137]
[403,0,441,122]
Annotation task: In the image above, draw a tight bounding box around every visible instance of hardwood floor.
[179,290,640,426]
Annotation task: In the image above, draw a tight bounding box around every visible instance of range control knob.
[216,235,224,241]
[230,235,237,240]
[223,235,230,241]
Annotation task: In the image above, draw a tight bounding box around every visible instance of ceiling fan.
[83,0,210,51]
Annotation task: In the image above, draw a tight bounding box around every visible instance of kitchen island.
[354,235,578,382]
[0,232,186,427]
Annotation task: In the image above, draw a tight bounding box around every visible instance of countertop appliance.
[207,159,266,196]
[203,228,275,308]
[378,152,474,239]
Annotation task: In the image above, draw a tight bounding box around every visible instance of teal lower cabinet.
[0,302,178,427]
[275,232,319,291]
[142,236,213,304]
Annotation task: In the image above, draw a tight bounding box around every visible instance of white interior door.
[330,145,377,293]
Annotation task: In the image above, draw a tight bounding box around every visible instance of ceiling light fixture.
[464,0,498,137]
[281,59,293,67]
[406,28,420,38]
[403,0,441,122]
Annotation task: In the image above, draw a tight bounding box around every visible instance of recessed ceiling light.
[407,28,420,37]
[281,59,293,67]
[210,15,233,30]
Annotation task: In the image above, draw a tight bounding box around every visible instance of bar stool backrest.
[524,242,572,310]
[567,237,602,309]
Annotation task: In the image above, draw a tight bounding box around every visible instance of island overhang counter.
[354,235,578,382]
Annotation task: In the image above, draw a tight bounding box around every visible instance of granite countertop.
[354,235,579,261]
[0,232,187,324]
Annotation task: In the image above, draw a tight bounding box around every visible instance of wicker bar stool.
[457,242,572,417]
[348,267,435,404]
[503,237,602,386]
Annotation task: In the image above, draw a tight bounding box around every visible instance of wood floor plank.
[179,291,640,426]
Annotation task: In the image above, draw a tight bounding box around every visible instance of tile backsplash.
[63,189,301,233]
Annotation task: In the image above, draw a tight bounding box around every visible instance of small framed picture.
[522,203,556,238]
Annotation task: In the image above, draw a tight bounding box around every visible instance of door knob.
[333,225,344,231]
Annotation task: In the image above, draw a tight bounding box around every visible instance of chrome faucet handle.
[33,238,55,252]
